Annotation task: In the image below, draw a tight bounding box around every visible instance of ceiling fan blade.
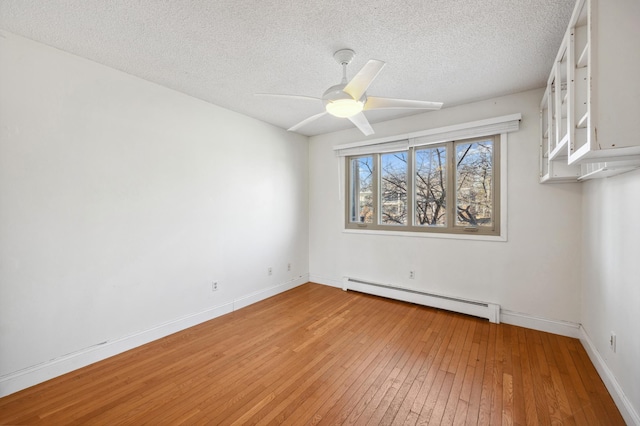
[255,93,321,102]
[343,59,386,101]
[288,111,327,132]
[348,112,374,136]
[364,96,443,111]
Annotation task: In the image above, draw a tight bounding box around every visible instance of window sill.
[342,228,507,242]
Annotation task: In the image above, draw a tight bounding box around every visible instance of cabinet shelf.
[540,173,580,184]
[570,145,640,164]
[540,158,580,183]
[578,158,640,180]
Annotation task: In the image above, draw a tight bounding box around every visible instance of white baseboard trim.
[0,275,309,398]
[579,326,640,426]
[342,276,500,323]
[233,275,309,310]
[500,310,581,338]
[313,278,582,338]
[308,274,343,289]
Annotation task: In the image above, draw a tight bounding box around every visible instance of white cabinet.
[540,0,640,183]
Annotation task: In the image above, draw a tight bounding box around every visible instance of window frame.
[345,134,501,237]
[347,154,376,225]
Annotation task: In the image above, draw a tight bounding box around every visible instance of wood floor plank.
[427,371,455,425]
[477,323,497,426]
[390,325,442,424]
[377,318,438,425]
[442,320,476,423]
[464,323,490,425]
[515,327,539,426]
[414,315,463,424]
[489,325,504,426]
[509,326,526,425]
[502,373,513,426]
[0,283,625,425]
[525,327,554,425]
[453,339,479,425]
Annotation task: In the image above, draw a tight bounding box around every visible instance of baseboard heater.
[342,277,500,323]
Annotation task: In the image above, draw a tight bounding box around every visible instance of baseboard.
[579,326,640,426]
[312,278,581,338]
[342,276,500,323]
[0,275,309,398]
[308,274,343,288]
[233,274,309,310]
[500,310,581,338]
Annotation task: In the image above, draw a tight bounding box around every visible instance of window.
[348,156,374,224]
[346,135,500,236]
[380,152,408,225]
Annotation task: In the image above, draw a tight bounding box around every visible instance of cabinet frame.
[539,0,640,183]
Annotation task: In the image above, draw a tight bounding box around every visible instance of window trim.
[335,114,519,241]
[333,113,520,156]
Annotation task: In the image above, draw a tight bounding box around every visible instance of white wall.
[309,89,583,326]
[0,31,309,386]
[582,169,640,420]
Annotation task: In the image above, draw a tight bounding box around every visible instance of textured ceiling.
[0,0,575,136]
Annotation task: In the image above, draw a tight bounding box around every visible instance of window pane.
[380,152,408,225]
[455,140,493,227]
[349,156,374,223]
[415,146,447,226]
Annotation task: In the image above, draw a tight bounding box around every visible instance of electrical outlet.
[212,281,218,292]
[287,263,291,272]
[268,267,273,276]
[409,271,415,279]
[610,332,616,353]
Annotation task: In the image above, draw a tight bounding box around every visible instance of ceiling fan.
[257,49,443,136]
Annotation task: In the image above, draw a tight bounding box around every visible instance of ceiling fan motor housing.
[323,84,351,102]
[323,84,365,118]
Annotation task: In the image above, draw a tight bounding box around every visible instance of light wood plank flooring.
[0,283,624,425]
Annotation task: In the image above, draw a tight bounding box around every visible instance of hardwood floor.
[0,283,624,425]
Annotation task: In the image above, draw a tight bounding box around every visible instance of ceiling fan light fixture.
[325,98,364,118]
